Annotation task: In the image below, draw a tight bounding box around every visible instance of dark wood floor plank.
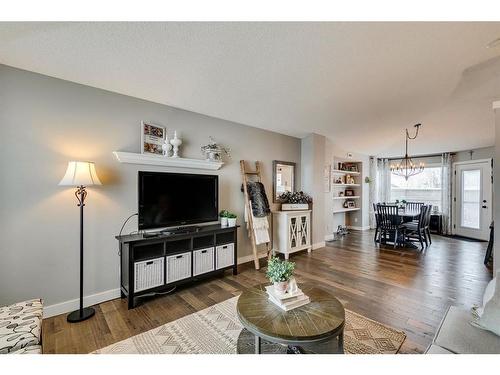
[42,231,491,354]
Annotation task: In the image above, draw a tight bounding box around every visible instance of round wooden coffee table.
[236,283,345,354]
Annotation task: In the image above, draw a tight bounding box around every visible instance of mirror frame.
[273,160,296,203]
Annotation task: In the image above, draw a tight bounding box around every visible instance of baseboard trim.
[347,225,370,231]
[44,288,121,319]
[324,234,334,241]
[312,241,325,250]
[45,253,268,318]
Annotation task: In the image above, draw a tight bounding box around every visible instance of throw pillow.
[471,272,500,336]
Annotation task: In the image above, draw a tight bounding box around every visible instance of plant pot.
[220,217,228,226]
[274,281,289,294]
[227,218,237,227]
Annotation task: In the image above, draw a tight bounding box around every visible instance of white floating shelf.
[333,208,360,213]
[331,169,360,176]
[113,151,224,170]
[331,183,361,187]
[333,196,360,200]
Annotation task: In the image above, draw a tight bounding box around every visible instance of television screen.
[138,171,219,230]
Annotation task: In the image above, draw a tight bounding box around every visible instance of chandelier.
[390,124,424,180]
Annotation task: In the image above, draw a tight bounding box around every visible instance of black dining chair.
[405,202,424,212]
[376,204,404,248]
[423,205,432,245]
[373,203,381,243]
[401,205,428,250]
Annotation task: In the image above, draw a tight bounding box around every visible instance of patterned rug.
[94,297,406,354]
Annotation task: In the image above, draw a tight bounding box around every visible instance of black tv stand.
[116,224,239,309]
[162,226,201,235]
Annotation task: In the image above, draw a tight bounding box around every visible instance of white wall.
[301,134,326,246]
[0,65,302,307]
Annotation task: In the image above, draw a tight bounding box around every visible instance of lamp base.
[67,307,95,323]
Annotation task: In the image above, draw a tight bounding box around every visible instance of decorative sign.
[141,121,166,155]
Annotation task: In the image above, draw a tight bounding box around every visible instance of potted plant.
[201,136,231,162]
[227,212,237,227]
[266,257,295,293]
[219,210,229,226]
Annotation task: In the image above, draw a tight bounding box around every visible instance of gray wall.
[301,134,326,245]
[0,65,301,307]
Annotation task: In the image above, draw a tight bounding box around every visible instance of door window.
[460,169,481,229]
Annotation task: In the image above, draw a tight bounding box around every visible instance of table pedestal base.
[236,329,344,354]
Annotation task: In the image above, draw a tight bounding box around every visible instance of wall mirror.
[273,161,296,202]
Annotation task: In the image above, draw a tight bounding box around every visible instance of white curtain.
[369,156,377,228]
[377,158,391,204]
[441,153,453,235]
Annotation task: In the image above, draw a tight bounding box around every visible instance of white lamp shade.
[59,161,102,186]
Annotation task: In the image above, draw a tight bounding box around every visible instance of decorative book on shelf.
[265,285,310,311]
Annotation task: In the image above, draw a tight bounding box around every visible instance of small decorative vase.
[227,218,237,227]
[220,217,228,226]
[162,135,172,157]
[274,281,289,294]
[170,131,182,158]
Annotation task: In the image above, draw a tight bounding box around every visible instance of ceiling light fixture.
[390,124,425,181]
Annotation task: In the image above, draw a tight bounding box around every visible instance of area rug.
[94,297,406,354]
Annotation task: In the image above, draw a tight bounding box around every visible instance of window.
[390,165,442,210]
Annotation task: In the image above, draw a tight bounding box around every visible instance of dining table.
[375,208,422,248]
[398,209,421,220]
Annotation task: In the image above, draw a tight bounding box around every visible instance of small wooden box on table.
[116,224,238,309]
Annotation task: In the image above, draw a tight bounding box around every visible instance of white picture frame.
[141,121,166,155]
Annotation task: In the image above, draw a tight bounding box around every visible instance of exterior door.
[454,160,492,240]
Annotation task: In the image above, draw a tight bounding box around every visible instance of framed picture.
[141,121,166,155]
[347,200,356,208]
[341,163,358,172]
[345,189,354,197]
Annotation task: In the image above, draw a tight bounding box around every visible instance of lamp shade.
[59,161,102,186]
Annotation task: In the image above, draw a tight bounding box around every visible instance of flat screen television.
[138,171,219,230]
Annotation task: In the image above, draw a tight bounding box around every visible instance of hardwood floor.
[42,231,492,354]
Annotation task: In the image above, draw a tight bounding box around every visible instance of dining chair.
[401,205,428,250]
[424,205,432,244]
[376,204,404,248]
[373,203,381,243]
[405,202,424,212]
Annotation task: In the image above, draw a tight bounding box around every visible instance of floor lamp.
[59,161,102,323]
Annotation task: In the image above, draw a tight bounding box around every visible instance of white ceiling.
[1,22,499,156]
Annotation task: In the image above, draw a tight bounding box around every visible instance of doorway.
[453,159,492,240]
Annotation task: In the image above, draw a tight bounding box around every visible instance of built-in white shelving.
[331,183,361,187]
[331,169,360,176]
[113,151,224,170]
[332,208,360,213]
[331,158,363,220]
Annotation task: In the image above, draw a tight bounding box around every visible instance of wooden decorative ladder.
[240,160,271,270]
